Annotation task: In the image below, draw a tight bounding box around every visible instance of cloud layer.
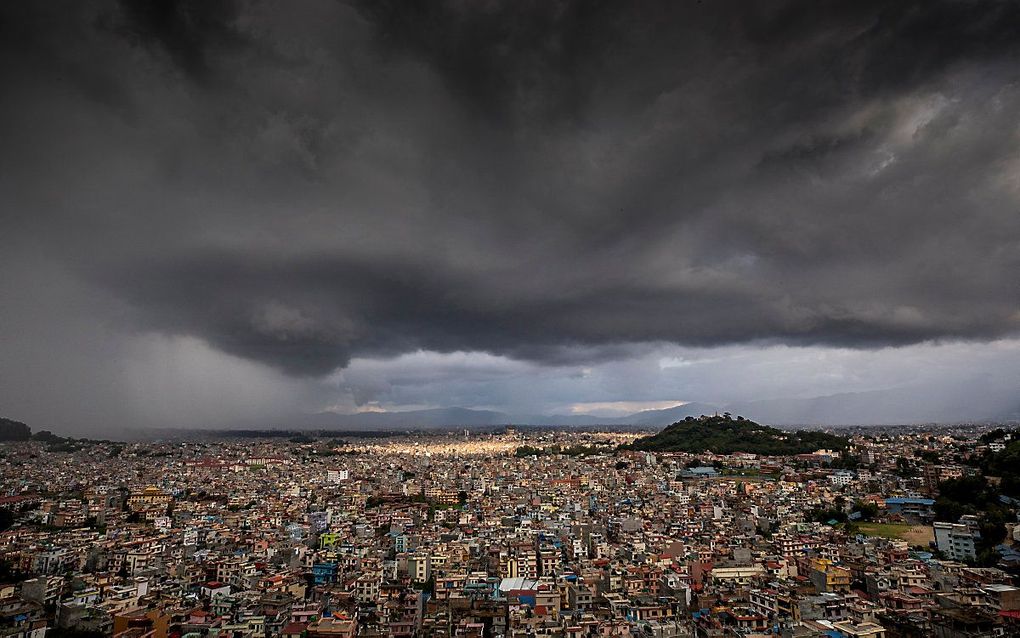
[2,1,1019,431]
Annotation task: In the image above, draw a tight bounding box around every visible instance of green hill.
[624,414,847,455]
[0,418,31,442]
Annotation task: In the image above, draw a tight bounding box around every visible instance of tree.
[895,457,914,478]
[853,500,878,521]
[934,499,966,524]
[807,508,846,524]
[915,449,940,464]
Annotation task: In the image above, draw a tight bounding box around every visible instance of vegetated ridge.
[0,418,31,441]
[623,413,848,455]
[0,417,70,444]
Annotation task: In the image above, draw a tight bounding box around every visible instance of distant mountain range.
[725,378,1020,426]
[286,379,1020,429]
[291,402,723,430]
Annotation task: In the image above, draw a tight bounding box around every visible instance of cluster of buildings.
[0,425,1018,638]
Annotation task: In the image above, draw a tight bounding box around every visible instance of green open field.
[854,522,934,546]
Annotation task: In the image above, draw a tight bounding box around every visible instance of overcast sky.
[2,1,1019,434]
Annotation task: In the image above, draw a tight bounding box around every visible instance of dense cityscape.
[2,418,1020,638]
[5,2,1020,638]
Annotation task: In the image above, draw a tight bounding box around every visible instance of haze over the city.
[2,1,1020,435]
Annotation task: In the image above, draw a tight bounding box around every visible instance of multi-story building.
[934,522,978,562]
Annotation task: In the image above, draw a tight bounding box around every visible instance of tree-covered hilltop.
[971,432,1020,499]
[0,418,31,441]
[622,414,848,455]
[0,417,69,445]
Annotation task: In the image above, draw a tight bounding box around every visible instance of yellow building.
[126,486,171,512]
[809,558,852,593]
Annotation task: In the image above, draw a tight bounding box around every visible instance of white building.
[828,471,855,487]
[934,522,977,562]
[327,468,350,483]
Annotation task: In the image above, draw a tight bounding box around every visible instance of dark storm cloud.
[2,0,1020,378]
[113,0,246,81]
